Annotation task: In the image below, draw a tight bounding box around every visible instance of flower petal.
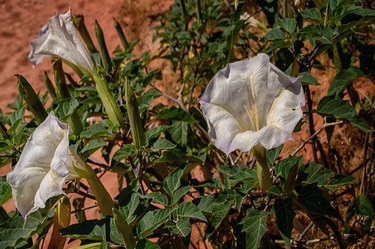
[28,10,93,73]
[267,82,305,134]
[6,113,73,217]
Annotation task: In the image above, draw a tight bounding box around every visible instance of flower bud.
[16,75,48,123]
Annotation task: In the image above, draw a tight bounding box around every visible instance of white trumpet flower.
[28,10,93,74]
[200,53,305,155]
[6,113,80,218]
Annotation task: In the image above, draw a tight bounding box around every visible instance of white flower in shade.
[28,10,93,74]
[6,113,80,218]
[200,53,305,155]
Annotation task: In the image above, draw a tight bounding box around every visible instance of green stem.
[92,68,125,128]
[72,153,114,217]
[253,145,272,192]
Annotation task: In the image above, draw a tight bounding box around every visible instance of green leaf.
[170,217,191,237]
[172,186,190,204]
[150,137,176,152]
[345,194,373,232]
[169,121,189,147]
[299,163,355,192]
[275,156,303,181]
[80,123,108,139]
[274,197,295,245]
[136,239,161,249]
[56,97,80,119]
[317,27,338,44]
[266,144,284,166]
[198,196,215,213]
[264,28,284,41]
[81,139,108,154]
[145,192,169,206]
[112,144,136,162]
[298,72,320,86]
[317,96,372,132]
[137,88,161,113]
[327,67,362,96]
[297,184,338,218]
[145,125,170,142]
[301,8,321,20]
[137,208,174,238]
[0,176,12,206]
[156,107,194,123]
[60,218,109,241]
[0,209,55,248]
[241,209,268,249]
[118,193,140,224]
[277,18,297,33]
[206,193,235,237]
[163,167,184,196]
[176,202,207,222]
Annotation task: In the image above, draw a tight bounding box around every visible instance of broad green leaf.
[150,137,176,151]
[317,27,338,44]
[56,97,80,119]
[80,123,108,139]
[112,144,136,162]
[301,8,321,20]
[217,165,242,176]
[145,125,170,142]
[327,67,362,96]
[172,186,190,204]
[169,121,189,147]
[197,196,215,213]
[163,167,184,196]
[275,156,303,181]
[264,28,284,41]
[266,144,284,166]
[137,208,174,238]
[156,107,194,123]
[0,209,55,249]
[136,239,161,249]
[81,140,108,154]
[277,18,297,33]
[145,192,169,206]
[345,194,373,232]
[299,162,355,192]
[298,72,320,86]
[137,88,161,113]
[118,193,140,224]
[241,209,268,249]
[60,218,109,241]
[176,202,207,222]
[206,193,235,237]
[274,197,295,245]
[297,184,338,218]
[317,96,372,132]
[168,217,191,237]
[0,176,12,206]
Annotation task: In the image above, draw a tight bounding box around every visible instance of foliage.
[1,0,374,248]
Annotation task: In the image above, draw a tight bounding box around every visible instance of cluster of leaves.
[0,0,374,248]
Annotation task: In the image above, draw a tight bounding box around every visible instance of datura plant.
[6,113,113,218]
[29,10,124,128]
[28,10,94,75]
[1,1,374,248]
[200,53,305,190]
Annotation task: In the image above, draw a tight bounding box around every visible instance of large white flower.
[200,53,305,155]
[6,113,80,218]
[28,10,93,74]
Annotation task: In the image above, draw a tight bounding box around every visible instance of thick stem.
[73,153,114,217]
[92,68,125,128]
[253,145,272,192]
